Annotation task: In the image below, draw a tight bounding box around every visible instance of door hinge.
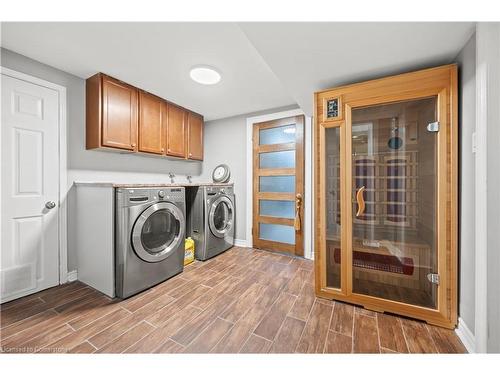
[427,121,440,132]
[427,273,440,285]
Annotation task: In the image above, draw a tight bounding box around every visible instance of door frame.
[0,66,68,287]
[246,109,313,259]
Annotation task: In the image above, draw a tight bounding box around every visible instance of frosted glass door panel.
[259,150,295,169]
[260,200,295,219]
[259,176,295,192]
[259,223,295,244]
[259,125,296,145]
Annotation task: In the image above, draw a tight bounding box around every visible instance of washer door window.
[132,202,185,262]
[208,196,234,238]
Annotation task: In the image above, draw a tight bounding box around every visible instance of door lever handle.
[355,186,366,217]
[294,193,302,231]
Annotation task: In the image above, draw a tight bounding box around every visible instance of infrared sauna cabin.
[314,65,457,328]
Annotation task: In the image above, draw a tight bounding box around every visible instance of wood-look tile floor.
[0,247,466,354]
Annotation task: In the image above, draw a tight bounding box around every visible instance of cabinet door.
[166,104,186,158]
[187,112,204,160]
[138,91,164,155]
[102,75,138,151]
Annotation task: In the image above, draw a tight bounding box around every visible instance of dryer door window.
[208,196,234,238]
[132,202,185,262]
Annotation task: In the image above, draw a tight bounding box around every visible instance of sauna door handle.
[356,186,366,217]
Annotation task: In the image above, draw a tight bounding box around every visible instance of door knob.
[45,201,56,209]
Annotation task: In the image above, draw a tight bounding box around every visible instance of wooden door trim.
[257,192,295,200]
[258,168,295,176]
[256,117,298,130]
[314,64,458,328]
[258,216,295,226]
[259,142,295,153]
[0,66,69,286]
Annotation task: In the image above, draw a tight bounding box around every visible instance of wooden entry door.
[253,115,304,256]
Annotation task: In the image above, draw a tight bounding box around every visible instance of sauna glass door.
[350,97,438,308]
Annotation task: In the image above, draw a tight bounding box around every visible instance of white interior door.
[1,73,60,303]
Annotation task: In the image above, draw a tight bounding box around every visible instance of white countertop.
[73,181,234,188]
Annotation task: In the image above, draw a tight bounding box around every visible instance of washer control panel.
[156,188,184,201]
[117,187,185,205]
[206,186,233,195]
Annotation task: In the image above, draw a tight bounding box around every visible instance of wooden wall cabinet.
[86,73,204,160]
[187,112,204,160]
[87,73,138,151]
[138,91,165,155]
[165,104,187,158]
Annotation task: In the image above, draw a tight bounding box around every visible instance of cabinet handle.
[131,143,136,147]
[167,148,171,152]
[189,152,193,157]
[356,186,366,217]
[161,148,165,153]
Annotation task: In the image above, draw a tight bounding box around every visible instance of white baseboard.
[456,317,475,353]
[234,239,248,248]
[67,270,78,282]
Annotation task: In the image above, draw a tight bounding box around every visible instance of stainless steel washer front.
[131,202,185,262]
[187,185,235,261]
[115,187,186,299]
[208,196,234,238]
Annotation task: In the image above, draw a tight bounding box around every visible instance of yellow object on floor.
[184,237,195,266]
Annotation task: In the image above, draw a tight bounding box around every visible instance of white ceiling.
[1,22,474,120]
[0,22,295,121]
[239,22,475,115]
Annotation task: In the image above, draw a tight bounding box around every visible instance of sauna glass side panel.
[325,127,341,289]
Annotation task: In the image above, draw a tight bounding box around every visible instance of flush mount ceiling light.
[189,65,221,85]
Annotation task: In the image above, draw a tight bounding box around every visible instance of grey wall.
[455,34,476,334]
[1,48,203,272]
[482,23,500,353]
[201,105,298,241]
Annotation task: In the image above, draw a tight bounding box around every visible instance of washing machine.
[115,187,186,298]
[187,185,235,261]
